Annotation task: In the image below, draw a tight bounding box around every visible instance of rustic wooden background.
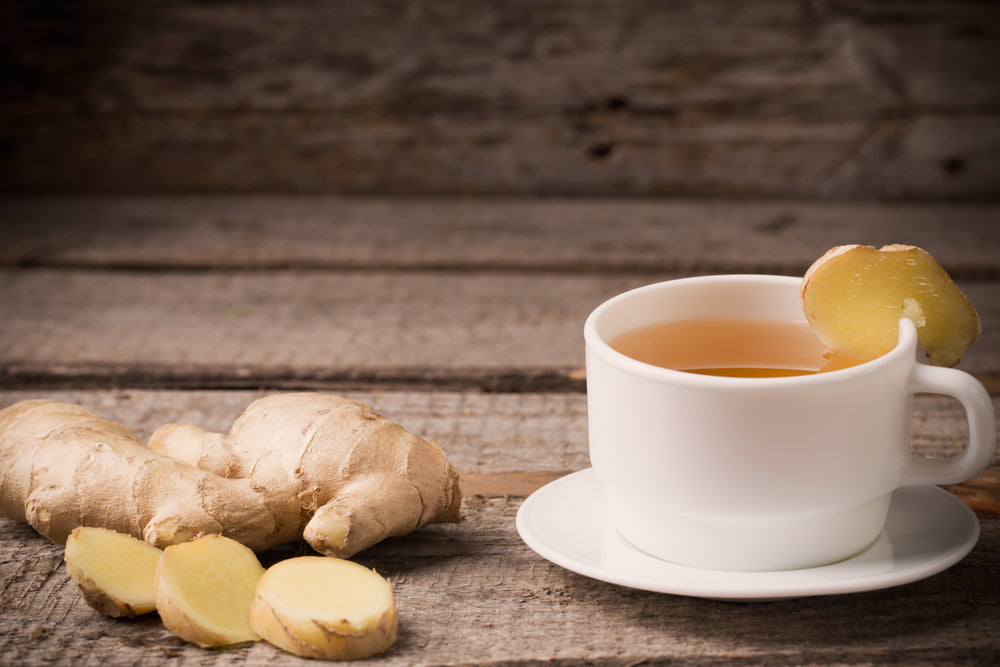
[1,0,999,199]
[1,2,999,665]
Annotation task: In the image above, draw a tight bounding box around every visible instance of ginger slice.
[801,244,981,367]
[251,556,398,660]
[154,534,264,648]
[64,526,162,618]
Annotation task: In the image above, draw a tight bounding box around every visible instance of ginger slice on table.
[154,534,264,648]
[800,244,981,367]
[251,556,398,660]
[64,526,163,618]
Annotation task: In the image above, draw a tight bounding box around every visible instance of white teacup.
[584,275,995,571]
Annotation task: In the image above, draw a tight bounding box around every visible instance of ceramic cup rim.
[583,274,918,388]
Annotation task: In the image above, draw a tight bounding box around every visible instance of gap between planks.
[1,363,997,396]
[0,363,590,393]
[463,469,1000,517]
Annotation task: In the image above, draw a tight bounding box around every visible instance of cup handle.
[900,364,996,486]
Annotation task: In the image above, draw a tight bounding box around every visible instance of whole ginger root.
[0,393,461,557]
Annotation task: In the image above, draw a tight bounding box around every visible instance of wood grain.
[0,388,995,490]
[0,192,997,664]
[2,197,998,277]
[945,466,1000,516]
[1,268,997,387]
[1,198,994,391]
[2,496,998,666]
[1,2,998,198]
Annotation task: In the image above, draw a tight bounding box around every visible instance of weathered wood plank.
[1,390,997,664]
[945,466,1000,516]
[462,469,1000,516]
[0,269,621,385]
[1,2,998,198]
[0,390,592,479]
[2,269,998,386]
[7,112,999,199]
[2,197,999,277]
[1,498,998,665]
[0,389,995,483]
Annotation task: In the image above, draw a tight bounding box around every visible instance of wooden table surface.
[0,197,998,665]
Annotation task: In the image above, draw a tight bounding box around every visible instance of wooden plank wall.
[1,197,998,393]
[1,0,998,199]
[1,209,998,664]
[2,4,999,663]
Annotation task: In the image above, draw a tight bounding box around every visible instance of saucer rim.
[515,468,980,601]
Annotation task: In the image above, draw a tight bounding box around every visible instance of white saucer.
[515,468,980,601]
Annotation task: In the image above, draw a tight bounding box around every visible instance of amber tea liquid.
[609,318,864,377]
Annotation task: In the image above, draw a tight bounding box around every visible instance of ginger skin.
[0,393,461,557]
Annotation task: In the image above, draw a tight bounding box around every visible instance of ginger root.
[64,526,163,618]
[155,534,264,648]
[0,393,461,557]
[251,556,398,660]
[801,244,981,367]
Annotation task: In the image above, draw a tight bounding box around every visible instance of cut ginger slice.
[801,244,981,367]
[251,556,398,660]
[64,526,162,618]
[154,534,264,648]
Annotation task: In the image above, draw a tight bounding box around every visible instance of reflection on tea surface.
[609,318,866,377]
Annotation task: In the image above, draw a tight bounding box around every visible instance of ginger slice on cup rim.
[800,244,981,368]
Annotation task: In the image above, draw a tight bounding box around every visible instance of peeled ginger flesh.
[64,529,399,661]
[154,534,264,648]
[800,244,980,367]
[64,526,163,618]
[251,556,398,660]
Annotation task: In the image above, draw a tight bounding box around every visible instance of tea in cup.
[584,275,995,571]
